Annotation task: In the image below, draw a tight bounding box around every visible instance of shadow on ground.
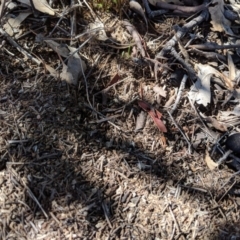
[1,44,240,239]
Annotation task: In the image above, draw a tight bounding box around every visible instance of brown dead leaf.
[138,100,167,133]
[106,73,120,87]
[205,150,218,170]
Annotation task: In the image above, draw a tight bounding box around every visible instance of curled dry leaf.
[205,150,218,170]
[129,1,148,29]
[18,0,55,15]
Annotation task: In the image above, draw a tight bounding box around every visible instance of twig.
[217,150,233,165]
[189,48,226,62]
[84,103,120,130]
[170,74,187,114]
[218,179,236,203]
[156,8,209,58]
[0,28,41,65]
[168,204,180,233]
[167,110,194,154]
[155,1,208,14]
[70,0,77,45]
[172,45,196,80]
[142,0,168,18]
[0,0,7,21]
[188,43,240,50]
[48,8,68,37]
[102,201,113,228]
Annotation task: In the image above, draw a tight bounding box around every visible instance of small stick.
[188,43,240,50]
[218,179,236,203]
[70,0,77,45]
[189,48,226,62]
[170,47,196,80]
[156,1,207,14]
[102,202,113,228]
[217,150,233,165]
[84,103,120,130]
[142,0,168,18]
[0,0,7,21]
[168,204,180,233]
[167,110,194,154]
[156,8,208,58]
[48,8,69,37]
[170,74,187,114]
[10,168,48,219]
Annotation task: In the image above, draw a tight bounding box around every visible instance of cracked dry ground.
[1,1,240,240]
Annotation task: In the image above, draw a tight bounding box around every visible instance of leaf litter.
[1,0,240,239]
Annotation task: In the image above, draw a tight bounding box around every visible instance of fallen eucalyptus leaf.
[45,40,69,58]
[3,12,31,36]
[68,46,86,83]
